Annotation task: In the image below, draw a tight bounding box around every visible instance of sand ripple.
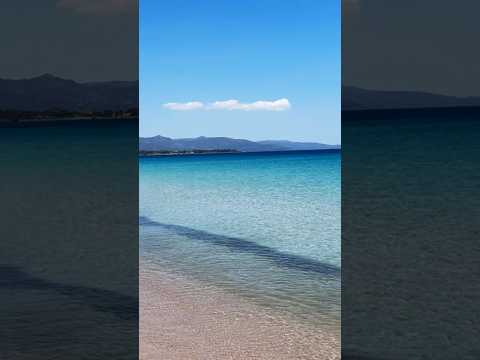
[141,268,339,360]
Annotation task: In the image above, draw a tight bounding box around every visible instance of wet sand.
[140,267,340,360]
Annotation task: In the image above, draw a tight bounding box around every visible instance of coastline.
[140,264,340,360]
[0,117,138,128]
[139,148,341,157]
[139,149,241,157]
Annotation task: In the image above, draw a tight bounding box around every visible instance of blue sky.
[140,0,340,144]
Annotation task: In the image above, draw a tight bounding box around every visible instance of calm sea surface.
[342,114,480,359]
[0,120,138,359]
[140,150,341,331]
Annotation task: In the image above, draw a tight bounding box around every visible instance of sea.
[342,112,480,359]
[0,120,138,359]
[140,149,341,333]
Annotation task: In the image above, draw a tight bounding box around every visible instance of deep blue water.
[342,114,480,359]
[0,120,138,359]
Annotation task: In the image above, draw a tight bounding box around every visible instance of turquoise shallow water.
[140,150,341,329]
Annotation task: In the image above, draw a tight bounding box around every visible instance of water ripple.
[140,216,340,277]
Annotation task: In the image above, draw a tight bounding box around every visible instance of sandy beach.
[140,267,340,360]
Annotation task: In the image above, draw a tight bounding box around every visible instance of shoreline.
[0,117,138,128]
[139,148,341,157]
[139,149,241,157]
[140,265,340,360]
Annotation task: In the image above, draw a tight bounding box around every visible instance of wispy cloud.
[163,99,291,112]
[163,101,205,111]
[57,0,136,15]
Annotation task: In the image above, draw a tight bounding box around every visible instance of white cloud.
[163,98,291,112]
[209,98,291,111]
[163,101,205,111]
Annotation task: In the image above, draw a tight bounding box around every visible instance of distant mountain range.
[343,86,480,111]
[140,136,339,153]
[0,74,138,111]
[4,76,478,113]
